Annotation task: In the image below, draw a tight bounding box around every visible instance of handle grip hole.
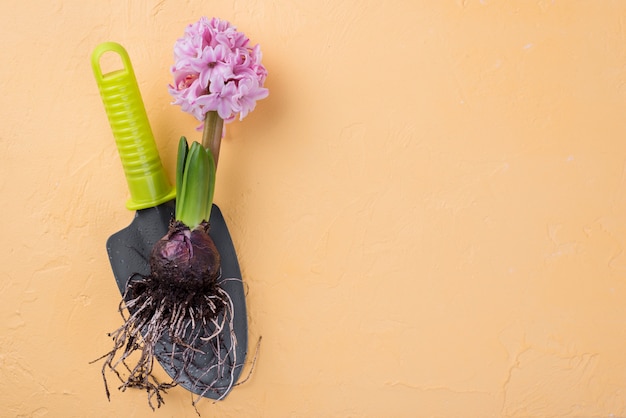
[98,50,125,77]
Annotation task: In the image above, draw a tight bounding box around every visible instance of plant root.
[92,271,240,410]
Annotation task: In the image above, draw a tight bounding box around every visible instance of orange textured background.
[3,1,626,417]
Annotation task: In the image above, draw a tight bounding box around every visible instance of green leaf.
[176,136,189,220]
[176,136,189,200]
[205,148,216,221]
[174,136,218,229]
[176,141,210,228]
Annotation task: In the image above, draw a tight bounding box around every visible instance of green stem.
[202,111,224,167]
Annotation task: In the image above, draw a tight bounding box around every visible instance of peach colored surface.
[3,1,626,417]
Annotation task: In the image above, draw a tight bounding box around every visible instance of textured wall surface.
[3,1,626,417]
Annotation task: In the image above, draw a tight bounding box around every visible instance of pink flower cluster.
[169,17,268,124]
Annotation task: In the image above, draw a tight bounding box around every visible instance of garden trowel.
[91,42,247,399]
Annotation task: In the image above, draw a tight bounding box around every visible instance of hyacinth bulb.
[150,220,221,290]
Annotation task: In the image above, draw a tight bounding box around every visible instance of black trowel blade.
[105,201,248,399]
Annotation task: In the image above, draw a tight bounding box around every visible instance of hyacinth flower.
[97,17,268,409]
[168,15,268,263]
[170,16,268,166]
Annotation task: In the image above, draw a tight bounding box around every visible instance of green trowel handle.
[91,42,175,210]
